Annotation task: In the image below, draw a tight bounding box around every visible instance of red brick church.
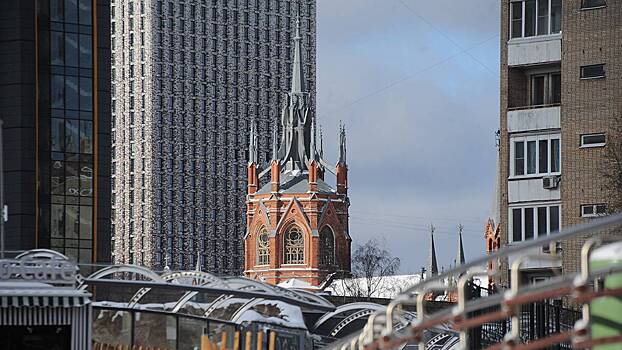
[244,18,351,287]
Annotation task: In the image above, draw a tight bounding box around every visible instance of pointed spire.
[248,119,257,165]
[310,115,317,162]
[457,224,465,266]
[319,126,324,158]
[338,122,347,165]
[195,250,202,272]
[164,254,170,272]
[290,10,306,94]
[272,119,279,161]
[429,224,438,277]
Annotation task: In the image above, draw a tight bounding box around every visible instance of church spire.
[291,13,306,94]
[248,119,258,165]
[272,120,279,161]
[429,224,438,277]
[275,9,313,172]
[457,224,465,266]
[338,122,347,165]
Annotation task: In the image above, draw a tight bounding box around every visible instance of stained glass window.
[319,227,335,266]
[257,227,270,265]
[284,226,304,264]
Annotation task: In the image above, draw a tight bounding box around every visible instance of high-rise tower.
[0,0,112,264]
[498,0,621,284]
[244,17,351,286]
[110,0,317,275]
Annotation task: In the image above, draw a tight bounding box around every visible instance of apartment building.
[499,0,621,282]
[0,0,112,263]
[110,0,316,275]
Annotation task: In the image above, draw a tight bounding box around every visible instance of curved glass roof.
[80,264,335,326]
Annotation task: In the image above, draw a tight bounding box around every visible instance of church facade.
[244,18,351,287]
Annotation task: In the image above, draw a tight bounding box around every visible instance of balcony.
[508,245,562,270]
[507,104,560,133]
[508,177,560,203]
[508,34,561,67]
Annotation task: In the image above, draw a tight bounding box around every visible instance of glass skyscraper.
[0,0,111,263]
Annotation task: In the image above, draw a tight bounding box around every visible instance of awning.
[0,295,90,308]
[0,281,91,308]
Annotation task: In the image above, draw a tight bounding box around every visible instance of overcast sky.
[315,0,501,273]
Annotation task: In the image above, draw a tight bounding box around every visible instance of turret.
[336,124,348,195]
[247,120,258,195]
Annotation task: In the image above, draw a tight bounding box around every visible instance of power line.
[322,33,498,117]
[396,0,497,76]
[352,209,485,224]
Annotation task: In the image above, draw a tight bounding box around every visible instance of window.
[284,225,304,264]
[581,0,606,9]
[257,227,270,265]
[512,135,560,176]
[581,204,608,218]
[510,205,560,242]
[319,227,335,267]
[581,64,606,79]
[581,133,606,148]
[530,72,561,106]
[510,0,561,39]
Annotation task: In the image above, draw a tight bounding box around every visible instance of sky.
[315,0,501,273]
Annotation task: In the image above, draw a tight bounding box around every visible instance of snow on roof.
[326,274,489,299]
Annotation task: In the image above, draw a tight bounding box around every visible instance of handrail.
[323,214,622,349]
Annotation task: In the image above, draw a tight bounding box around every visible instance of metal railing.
[324,213,622,350]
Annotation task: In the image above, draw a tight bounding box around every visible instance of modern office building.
[498,0,621,282]
[110,0,316,275]
[0,0,112,263]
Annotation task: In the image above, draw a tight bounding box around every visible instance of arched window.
[320,227,335,266]
[284,225,304,264]
[257,227,270,265]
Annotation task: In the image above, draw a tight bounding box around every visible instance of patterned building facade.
[0,0,112,263]
[244,19,351,286]
[110,0,316,275]
[498,0,622,284]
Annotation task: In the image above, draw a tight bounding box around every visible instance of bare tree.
[341,238,401,299]
[603,114,622,213]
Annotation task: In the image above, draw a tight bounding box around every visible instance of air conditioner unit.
[542,175,560,189]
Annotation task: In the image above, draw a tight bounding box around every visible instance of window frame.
[581,204,608,218]
[581,0,606,10]
[510,134,561,178]
[510,0,562,39]
[283,225,305,265]
[509,204,561,243]
[529,71,561,107]
[580,64,606,80]
[319,227,336,267]
[256,227,270,266]
[580,133,606,148]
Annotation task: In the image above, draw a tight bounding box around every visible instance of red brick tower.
[244,17,351,287]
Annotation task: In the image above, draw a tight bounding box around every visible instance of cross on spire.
[457,224,465,266]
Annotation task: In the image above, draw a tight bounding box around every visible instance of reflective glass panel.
[65,205,79,239]
[79,34,92,68]
[51,31,64,65]
[66,119,80,153]
[51,75,65,108]
[66,76,79,109]
[79,77,93,111]
[79,206,92,239]
[65,33,79,67]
